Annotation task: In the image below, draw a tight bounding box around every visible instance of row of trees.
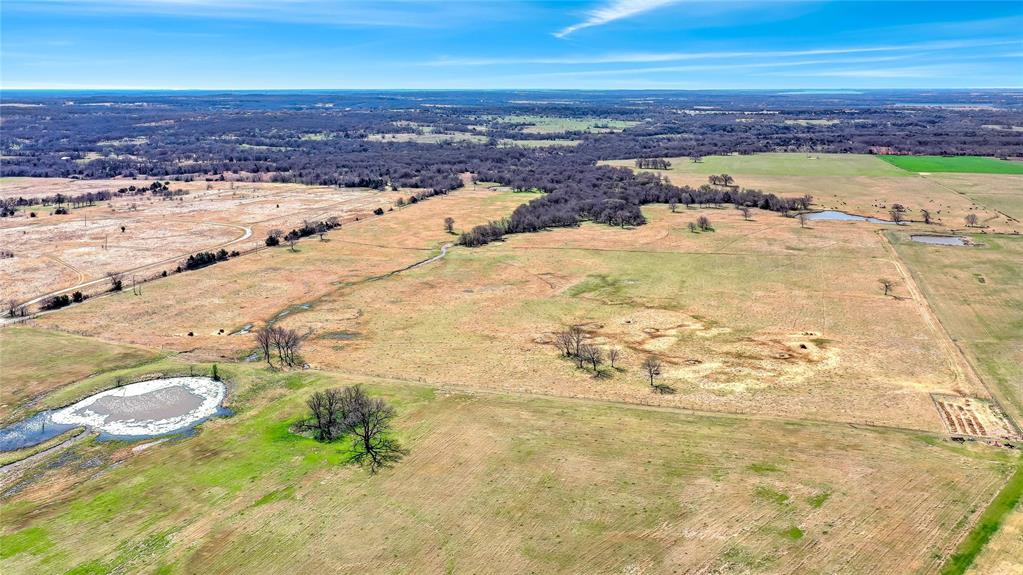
[299,385,405,472]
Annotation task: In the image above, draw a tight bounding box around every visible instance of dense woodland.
[3,90,1022,239]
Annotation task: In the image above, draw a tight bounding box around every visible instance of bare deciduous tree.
[6,298,20,318]
[688,222,698,233]
[696,215,712,231]
[669,199,678,213]
[740,206,752,221]
[641,356,662,388]
[255,326,275,367]
[965,213,979,227]
[889,209,904,224]
[345,386,406,472]
[568,325,585,357]
[554,330,575,357]
[444,217,455,234]
[798,213,807,229]
[921,209,932,224]
[879,278,896,296]
[608,346,621,369]
[580,344,604,372]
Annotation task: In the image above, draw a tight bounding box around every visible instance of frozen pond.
[802,210,899,224]
[0,377,227,452]
[910,235,970,246]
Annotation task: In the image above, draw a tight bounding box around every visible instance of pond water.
[802,210,898,224]
[0,377,228,452]
[910,235,969,246]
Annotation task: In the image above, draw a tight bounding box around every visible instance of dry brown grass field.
[32,184,530,355]
[0,178,399,303]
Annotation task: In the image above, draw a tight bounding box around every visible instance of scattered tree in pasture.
[688,221,698,233]
[6,298,20,317]
[580,344,604,372]
[608,346,621,369]
[554,330,575,357]
[965,213,979,227]
[669,199,678,213]
[255,326,275,367]
[444,216,455,233]
[798,213,807,228]
[921,209,933,224]
[641,356,662,388]
[696,215,712,231]
[740,206,752,221]
[303,387,348,441]
[879,278,896,296]
[888,209,904,224]
[568,325,585,357]
[345,386,406,472]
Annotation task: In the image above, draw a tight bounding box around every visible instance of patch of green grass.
[807,490,831,509]
[941,464,1023,575]
[254,486,296,507]
[782,526,805,540]
[880,155,1023,174]
[0,527,53,559]
[755,485,790,505]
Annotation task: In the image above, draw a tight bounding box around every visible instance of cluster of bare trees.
[635,158,672,170]
[708,174,734,187]
[255,325,304,367]
[299,385,406,472]
[695,215,712,231]
[553,325,622,375]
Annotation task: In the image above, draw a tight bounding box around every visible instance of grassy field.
[3,163,1022,573]
[888,233,1023,426]
[880,155,1023,174]
[0,326,159,423]
[0,364,1015,575]
[604,153,911,177]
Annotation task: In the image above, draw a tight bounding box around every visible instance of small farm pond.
[803,210,899,224]
[910,235,970,246]
[0,377,228,452]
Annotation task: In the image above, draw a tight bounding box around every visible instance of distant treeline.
[2,91,1021,242]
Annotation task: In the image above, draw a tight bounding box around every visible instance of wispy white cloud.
[430,38,1021,66]
[554,0,681,38]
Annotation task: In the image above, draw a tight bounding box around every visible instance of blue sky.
[1,1,1021,89]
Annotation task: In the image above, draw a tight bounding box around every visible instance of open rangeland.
[2,154,1021,574]
[30,184,533,354]
[31,193,997,433]
[0,178,399,304]
[887,233,1023,426]
[0,361,1015,575]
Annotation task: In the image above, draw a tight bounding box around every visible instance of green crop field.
[879,155,1023,174]
[604,152,911,177]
